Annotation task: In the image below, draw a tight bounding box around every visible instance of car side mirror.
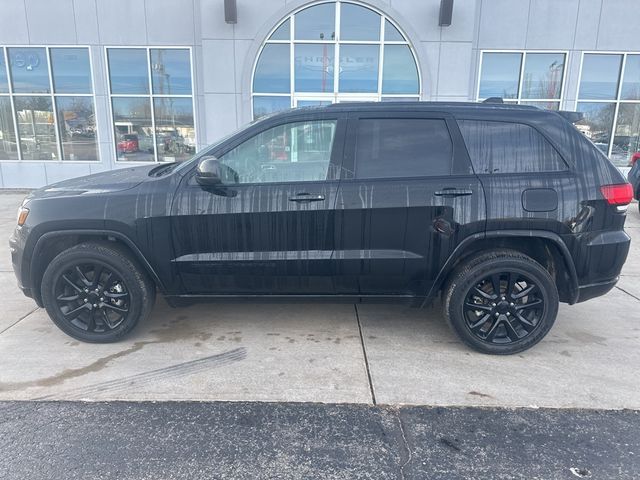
[196,156,224,186]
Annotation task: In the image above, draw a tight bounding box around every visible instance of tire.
[443,249,559,355]
[41,242,156,343]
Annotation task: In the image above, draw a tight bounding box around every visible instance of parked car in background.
[10,102,632,354]
[627,152,640,211]
[116,134,138,154]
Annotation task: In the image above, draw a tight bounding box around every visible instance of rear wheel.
[443,249,558,354]
[41,242,155,343]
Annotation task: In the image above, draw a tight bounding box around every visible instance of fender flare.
[423,229,579,306]
[29,229,167,297]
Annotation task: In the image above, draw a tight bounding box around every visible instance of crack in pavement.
[395,408,413,480]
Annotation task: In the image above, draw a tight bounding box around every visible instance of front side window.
[458,120,567,174]
[0,46,98,161]
[354,118,452,178]
[219,120,337,184]
[478,51,566,110]
[576,53,640,167]
[107,47,195,163]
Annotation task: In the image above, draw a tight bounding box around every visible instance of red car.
[629,151,640,166]
[117,134,138,154]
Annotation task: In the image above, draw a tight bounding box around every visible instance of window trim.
[0,44,99,163]
[476,49,569,107]
[105,45,197,164]
[576,51,640,160]
[250,0,422,119]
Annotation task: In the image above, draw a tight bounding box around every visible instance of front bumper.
[9,228,33,299]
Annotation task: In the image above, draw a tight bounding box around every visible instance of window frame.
[105,45,197,164]
[251,1,422,119]
[576,51,640,160]
[0,45,99,163]
[476,50,568,108]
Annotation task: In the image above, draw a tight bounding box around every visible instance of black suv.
[10,102,632,354]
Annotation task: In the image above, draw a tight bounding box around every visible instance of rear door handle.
[289,193,325,203]
[434,188,473,197]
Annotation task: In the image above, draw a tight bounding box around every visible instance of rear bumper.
[575,277,618,303]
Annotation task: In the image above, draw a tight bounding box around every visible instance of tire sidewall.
[446,256,559,355]
[41,246,149,343]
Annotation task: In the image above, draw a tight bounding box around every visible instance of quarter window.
[477,51,566,110]
[219,120,337,184]
[458,120,567,174]
[107,47,195,163]
[0,46,98,161]
[354,118,452,178]
[576,53,640,167]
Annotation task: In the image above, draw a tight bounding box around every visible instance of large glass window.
[458,120,567,174]
[577,53,640,167]
[219,120,337,183]
[354,118,452,178]
[477,51,566,110]
[107,47,195,162]
[0,46,98,161]
[252,1,420,119]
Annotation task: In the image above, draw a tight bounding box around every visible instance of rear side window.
[458,120,567,174]
[354,118,452,179]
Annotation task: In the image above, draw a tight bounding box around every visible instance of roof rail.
[557,111,584,124]
[482,97,504,104]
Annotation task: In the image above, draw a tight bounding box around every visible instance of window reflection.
[14,96,58,160]
[295,44,334,93]
[613,104,640,167]
[0,51,8,93]
[340,3,380,41]
[384,20,404,41]
[621,55,640,101]
[295,3,335,40]
[382,45,419,94]
[112,97,154,162]
[0,98,18,159]
[50,48,92,94]
[153,97,195,162]
[576,102,616,157]
[269,19,290,40]
[151,49,192,95]
[339,45,379,93]
[521,53,564,99]
[479,52,521,99]
[579,54,622,100]
[108,49,149,95]
[254,44,290,93]
[520,100,560,110]
[56,96,97,161]
[9,48,50,94]
[253,96,291,119]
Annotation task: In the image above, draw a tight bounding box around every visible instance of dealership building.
[0,0,638,188]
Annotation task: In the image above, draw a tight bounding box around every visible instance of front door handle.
[434,188,473,197]
[289,193,325,203]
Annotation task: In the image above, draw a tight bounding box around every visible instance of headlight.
[17,206,29,226]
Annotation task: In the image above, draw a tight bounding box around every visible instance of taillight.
[600,183,633,206]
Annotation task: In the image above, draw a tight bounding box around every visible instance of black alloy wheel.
[443,249,559,355]
[54,262,130,333]
[463,271,544,344]
[41,242,155,343]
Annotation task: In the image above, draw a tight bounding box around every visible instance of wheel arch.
[29,229,166,306]
[425,230,579,306]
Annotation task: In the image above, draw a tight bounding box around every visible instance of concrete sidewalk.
[2,191,640,408]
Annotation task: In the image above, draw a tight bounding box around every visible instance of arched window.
[252,1,421,119]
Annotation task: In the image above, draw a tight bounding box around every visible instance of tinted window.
[219,120,337,184]
[458,120,567,174]
[354,118,452,178]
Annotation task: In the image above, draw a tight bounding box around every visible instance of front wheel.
[443,249,559,355]
[41,242,156,343]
